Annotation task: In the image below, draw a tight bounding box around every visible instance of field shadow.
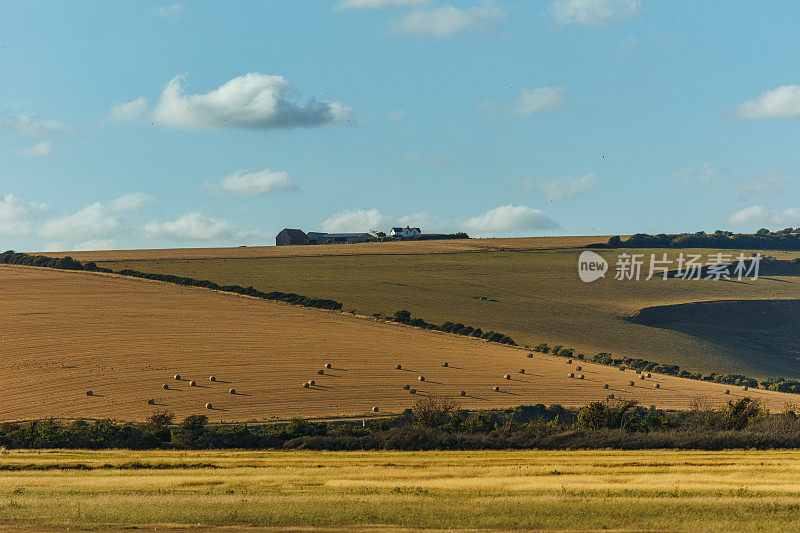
[212,380,232,384]
[231,391,253,396]
[330,367,348,372]
[463,394,488,401]
[208,407,229,412]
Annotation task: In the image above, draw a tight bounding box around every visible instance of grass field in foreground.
[7,264,794,422]
[0,449,799,531]
[93,243,800,379]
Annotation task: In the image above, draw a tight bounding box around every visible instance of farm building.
[390,226,422,238]
[276,229,372,246]
[276,228,312,246]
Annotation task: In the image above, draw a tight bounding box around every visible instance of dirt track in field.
[0,264,790,422]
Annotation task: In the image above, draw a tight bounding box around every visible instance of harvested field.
[0,265,796,422]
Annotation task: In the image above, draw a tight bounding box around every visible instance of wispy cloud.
[727,205,800,228]
[336,0,427,9]
[392,1,505,37]
[108,97,148,123]
[19,141,53,158]
[515,86,570,116]
[321,208,386,233]
[0,194,47,237]
[548,0,642,27]
[4,114,70,135]
[736,85,800,119]
[153,4,185,18]
[153,73,352,130]
[205,169,299,196]
[144,212,237,241]
[525,173,598,200]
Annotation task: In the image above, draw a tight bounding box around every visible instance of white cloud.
[549,0,642,27]
[392,1,505,37]
[206,169,298,196]
[736,85,800,119]
[20,141,53,158]
[152,73,352,130]
[4,114,70,135]
[400,151,455,166]
[336,0,427,9]
[144,212,237,241]
[75,239,117,251]
[0,194,47,237]
[533,173,597,200]
[515,87,570,115]
[321,208,386,233]
[676,163,786,200]
[463,204,558,235]
[109,192,158,212]
[108,97,148,123]
[397,212,442,231]
[154,4,184,17]
[727,205,800,228]
[389,109,409,121]
[38,202,120,241]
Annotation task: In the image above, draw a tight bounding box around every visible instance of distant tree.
[393,310,412,324]
[756,228,771,236]
[608,235,622,247]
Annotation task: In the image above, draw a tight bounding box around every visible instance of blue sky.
[2,0,800,251]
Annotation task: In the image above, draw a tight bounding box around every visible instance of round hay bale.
[566,359,572,364]
[576,366,582,371]
[504,374,511,380]
[636,369,641,374]
[608,393,615,399]
[309,380,315,386]
[409,388,416,394]
[639,375,645,380]
[205,403,213,409]
[418,376,425,382]
[628,381,635,386]
[162,384,169,390]
[526,353,533,358]
[442,362,448,367]
[147,398,155,405]
[174,374,181,380]
[324,363,332,369]
[654,383,661,389]
[460,390,466,396]
[619,367,626,372]
[492,386,500,392]
[518,369,525,374]
[209,376,216,382]
[318,369,325,375]
[603,384,609,389]
[303,382,310,388]
[86,390,93,396]
[743,386,749,391]
[229,388,236,394]
[724,389,730,395]
[395,364,402,370]
[403,384,410,390]
[578,374,585,380]
[189,380,197,387]
[568,372,574,378]
[372,406,379,413]
[646,373,652,378]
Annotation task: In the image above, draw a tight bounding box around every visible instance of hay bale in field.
[646,373,652,378]
[608,394,615,399]
[209,376,216,382]
[189,380,197,387]
[603,384,609,389]
[619,367,626,372]
[743,386,749,391]
[174,374,181,380]
[628,381,635,386]
[639,375,645,380]
[578,374,585,380]
[504,374,511,380]
[568,373,574,378]
[418,376,425,382]
[229,388,236,394]
[309,380,315,386]
[576,366,582,371]
[324,363,332,369]
[403,384,410,390]
[654,383,660,389]
[318,369,325,375]
[303,382,310,388]
[86,390,93,396]
[372,406,379,413]
[724,389,730,395]
[526,353,533,358]
[205,403,213,409]
[147,398,155,405]
[162,384,169,390]
[566,359,572,364]
[396,364,402,370]
[493,386,500,392]
[442,362,448,367]
[460,390,466,396]
[518,369,525,374]
[409,388,416,394]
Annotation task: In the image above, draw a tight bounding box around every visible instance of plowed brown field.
[1,264,794,422]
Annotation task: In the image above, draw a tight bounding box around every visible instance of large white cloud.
[206,169,298,196]
[321,208,386,233]
[392,1,505,36]
[336,0,427,9]
[549,0,642,27]
[4,114,70,135]
[0,194,47,237]
[515,87,570,115]
[736,85,800,119]
[143,212,237,241]
[108,192,158,212]
[463,204,558,234]
[152,73,352,130]
[535,173,597,200]
[19,141,53,158]
[727,205,800,228]
[38,203,120,241]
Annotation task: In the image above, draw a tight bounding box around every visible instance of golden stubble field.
[0,449,799,531]
[0,265,797,423]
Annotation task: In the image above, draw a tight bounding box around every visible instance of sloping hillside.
[1,265,796,422]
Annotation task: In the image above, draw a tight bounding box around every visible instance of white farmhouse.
[390,226,422,238]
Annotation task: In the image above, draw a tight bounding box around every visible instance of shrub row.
[0,250,111,274]
[598,229,800,251]
[388,309,516,345]
[374,232,470,242]
[2,397,798,450]
[532,343,771,391]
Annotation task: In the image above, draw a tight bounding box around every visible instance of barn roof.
[278,228,308,239]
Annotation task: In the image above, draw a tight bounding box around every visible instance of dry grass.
[0,265,797,423]
[0,449,799,531]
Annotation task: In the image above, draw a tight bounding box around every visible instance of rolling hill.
[2,264,794,423]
